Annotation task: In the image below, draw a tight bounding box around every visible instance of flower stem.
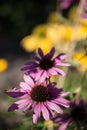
[31,122,34,130]
[75,70,87,99]
[68,0,86,60]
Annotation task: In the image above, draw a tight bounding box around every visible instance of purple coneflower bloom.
[21,48,70,82]
[59,0,72,9]
[5,74,69,124]
[54,99,87,130]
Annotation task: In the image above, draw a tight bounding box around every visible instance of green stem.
[31,122,34,130]
[75,70,87,99]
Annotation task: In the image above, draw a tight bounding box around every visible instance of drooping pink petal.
[48,68,58,75]
[56,53,67,60]
[52,67,66,76]
[46,107,55,117]
[47,101,63,113]
[40,71,47,82]
[8,103,19,112]
[58,119,71,130]
[55,98,70,108]
[5,88,25,98]
[15,99,29,109]
[33,103,41,124]
[55,59,70,66]
[35,69,43,81]
[23,102,33,113]
[33,113,39,124]
[8,99,29,112]
[41,103,50,121]
[24,74,34,87]
[20,82,32,91]
[61,92,70,97]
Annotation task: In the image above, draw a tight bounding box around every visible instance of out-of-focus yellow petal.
[81,18,87,26]
[0,59,8,72]
[46,24,60,44]
[32,24,47,37]
[21,35,39,52]
[61,25,73,42]
[46,24,73,44]
[73,52,87,72]
[36,37,53,54]
[77,26,87,41]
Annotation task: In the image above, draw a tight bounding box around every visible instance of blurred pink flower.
[54,99,87,130]
[59,0,72,9]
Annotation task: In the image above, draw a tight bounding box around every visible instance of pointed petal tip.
[8,103,19,112]
[38,48,44,58]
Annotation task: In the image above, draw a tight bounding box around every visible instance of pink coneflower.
[54,99,87,130]
[5,74,69,124]
[59,0,72,9]
[21,48,70,82]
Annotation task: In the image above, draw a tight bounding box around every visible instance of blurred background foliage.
[0,0,56,57]
[0,0,87,130]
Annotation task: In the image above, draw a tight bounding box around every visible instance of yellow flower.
[60,25,73,42]
[36,37,53,54]
[46,24,60,44]
[81,18,87,26]
[0,59,8,72]
[21,35,53,54]
[21,24,56,53]
[21,35,39,52]
[73,52,87,72]
[47,24,73,44]
[77,26,87,41]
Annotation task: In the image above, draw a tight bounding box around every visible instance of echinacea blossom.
[54,99,87,130]
[59,0,72,9]
[21,48,70,82]
[5,74,70,124]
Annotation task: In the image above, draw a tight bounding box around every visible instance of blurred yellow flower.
[73,52,87,72]
[21,35,39,52]
[21,24,55,54]
[60,25,73,42]
[21,35,53,54]
[47,24,73,44]
[46,24,60,44]
[36,37,53,54]
[77,26,87,41]
[81,18,87,26]
[0,59,8,72]
[21,12,87,54]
